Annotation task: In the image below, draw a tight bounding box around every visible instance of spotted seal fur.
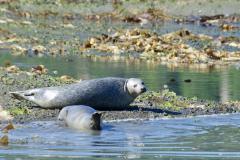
[11,77,146,110]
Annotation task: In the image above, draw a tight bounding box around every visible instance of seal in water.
[10,77,146,110]
[58,105,101,130]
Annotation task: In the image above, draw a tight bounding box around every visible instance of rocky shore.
[0,0,240,64]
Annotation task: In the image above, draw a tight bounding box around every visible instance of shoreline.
[0,67,240,123]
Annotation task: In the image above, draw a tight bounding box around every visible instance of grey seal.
[10,77,146,110]
[58,105,101,130]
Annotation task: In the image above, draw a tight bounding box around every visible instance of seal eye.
[142,82,144,85]
[133,84,137,88]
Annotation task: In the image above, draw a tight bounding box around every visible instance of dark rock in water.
[184,79,192,83]
[170,78,176,82]
[200,14,224,23]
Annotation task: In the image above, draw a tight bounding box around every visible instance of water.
[1,53,240,102]
[1,114,240,159]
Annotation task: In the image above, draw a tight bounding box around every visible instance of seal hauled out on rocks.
[58,105,101,130]
[10,77,146,110]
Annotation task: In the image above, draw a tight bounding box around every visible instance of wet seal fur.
[10,77,146,110]
[58,105,101,130]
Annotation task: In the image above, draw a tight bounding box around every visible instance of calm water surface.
[1,114,240,159]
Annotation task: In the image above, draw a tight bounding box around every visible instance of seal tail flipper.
[10,91,35,101]
[91,112,102,130]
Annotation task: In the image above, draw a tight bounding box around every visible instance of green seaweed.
[8,106,30,116]
[137,89,192,111]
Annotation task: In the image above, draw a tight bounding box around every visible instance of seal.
[58,105,101,130]
[10,77,146,110]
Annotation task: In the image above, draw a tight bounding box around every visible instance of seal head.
[125,78,147,98]
[58,105,102,130]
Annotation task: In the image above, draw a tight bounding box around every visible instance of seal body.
[58,105,101,130]
[11,77,146,110]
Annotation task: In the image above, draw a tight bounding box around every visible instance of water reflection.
[0,53,240,101]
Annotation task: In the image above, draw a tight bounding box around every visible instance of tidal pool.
[0,53,240,102]
[1,114,240,159]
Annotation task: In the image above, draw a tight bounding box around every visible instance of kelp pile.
[82,28,240,63]
[0,0,240,64]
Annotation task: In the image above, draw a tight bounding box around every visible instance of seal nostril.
[141,88,146,92]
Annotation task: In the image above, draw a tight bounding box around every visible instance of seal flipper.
[10,91,35,101]
[91,112,101,130]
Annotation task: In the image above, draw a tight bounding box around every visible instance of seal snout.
[91,112,102,130]
[141,87,147,93]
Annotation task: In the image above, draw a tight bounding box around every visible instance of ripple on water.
[1,114,240,159]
